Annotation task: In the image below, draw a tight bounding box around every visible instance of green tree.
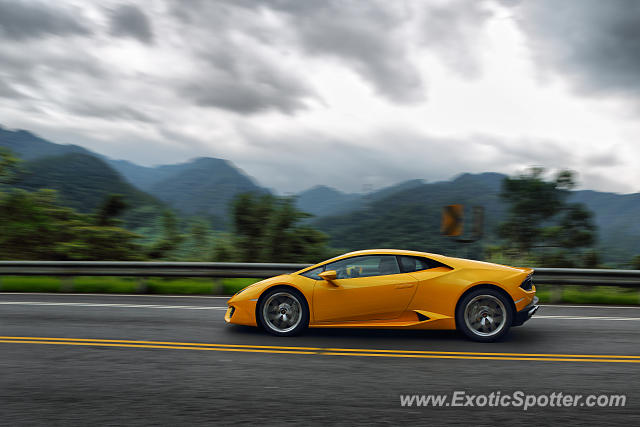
[0,189,81,259]
[583,250,601,269]
[542,203,596,250]
[232,193,276,262]
[0,189,144,260]
[231,193,330,262]
[632,255,640,270]
[211,234,236,262]
[0,148,19,183]
[499,168,597,265]
[147,210,184,259]
[183,218,211,261]
[95,194,128,226]
[59,226,145,261]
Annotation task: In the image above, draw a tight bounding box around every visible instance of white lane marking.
[535,315,640,321]
[2,302,639,319]
[0,292,230,299]
[540,304,640,310]
[0,301,227,310]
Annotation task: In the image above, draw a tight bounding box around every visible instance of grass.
[0,276,258,295]
[536,284,640,305]
[0,277,638,305]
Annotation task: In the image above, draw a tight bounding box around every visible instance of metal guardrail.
[533,268,640,287]
[0,262,639,287]
[0,261,310,279]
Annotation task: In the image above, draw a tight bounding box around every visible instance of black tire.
[258,287,309,337]
[456,288,513,342]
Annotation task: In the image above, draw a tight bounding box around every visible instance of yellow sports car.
[225,249,538,342]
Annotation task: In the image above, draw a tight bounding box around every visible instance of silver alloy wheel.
[463,294,507,337]
[262,291,302,333]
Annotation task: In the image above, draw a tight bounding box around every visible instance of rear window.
[397,256,450,273]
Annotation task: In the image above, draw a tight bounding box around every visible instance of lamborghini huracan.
[225,249,538,342]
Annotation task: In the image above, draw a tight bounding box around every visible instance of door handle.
[395,284,415,289]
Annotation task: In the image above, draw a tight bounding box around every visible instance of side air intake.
[416,312,430,322]
[520,275,533,291]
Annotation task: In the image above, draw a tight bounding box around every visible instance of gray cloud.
[514,0,640,97]
[166,0,496,113]
[420,0,493,78]
[234,127,567,193]
[171,0,425,105]
[0,0,637,195]
[272,1,425,103]
[0,79,26,99]
[168,1,317,114]
[185,78,311,115]
[0,0,90,40]
[580,171,634,194]
[66,100,154,123]
[584,152,621,168]
[0,40,111,108]
[186,43,315,114]
[474,136,574,169]
[109,4,154,43]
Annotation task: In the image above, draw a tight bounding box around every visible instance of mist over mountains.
[2,125,639,264]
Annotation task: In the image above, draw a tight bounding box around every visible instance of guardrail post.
[550,285,562,303]
[137,277,148,293]
[212,278,223,295]
[60,277,74,292]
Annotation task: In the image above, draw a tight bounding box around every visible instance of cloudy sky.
[1,0,639,194]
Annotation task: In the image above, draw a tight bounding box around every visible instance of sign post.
[441,204,463,236]
[441,205,484,242]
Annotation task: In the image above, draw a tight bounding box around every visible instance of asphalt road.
[1,292,639,426]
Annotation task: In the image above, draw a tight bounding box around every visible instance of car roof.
[295,249,449,274]
[339,249,440,258]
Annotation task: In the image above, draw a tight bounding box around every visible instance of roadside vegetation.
[0,276,258,295]
[1,276,638,305]
[492,167,598,268]
[2,149,640,302]
[0,149,335,263]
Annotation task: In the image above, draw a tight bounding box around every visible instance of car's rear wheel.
[456,288,513,342]
[259,288,309,336]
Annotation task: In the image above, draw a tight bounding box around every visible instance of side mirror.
[319,270,338,286]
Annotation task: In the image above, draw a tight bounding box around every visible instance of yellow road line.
[0,340,317,355]
[1,336,640,363]
[321,352,640,363]
[0,336,324,351]
[324,347,640,359]
[2,336,639,360]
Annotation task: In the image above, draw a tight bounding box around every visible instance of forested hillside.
[2,125,640,265]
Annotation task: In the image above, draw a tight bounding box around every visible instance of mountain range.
[109,157,267,219]
[1,126,266,224]
[2,124,640,264]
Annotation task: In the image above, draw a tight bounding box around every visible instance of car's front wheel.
[258,288,309,336]
[456,288,513,342]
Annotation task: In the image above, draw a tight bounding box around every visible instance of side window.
[301,266,324,280]
[398,256,449,273]
[325,255,400,279]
